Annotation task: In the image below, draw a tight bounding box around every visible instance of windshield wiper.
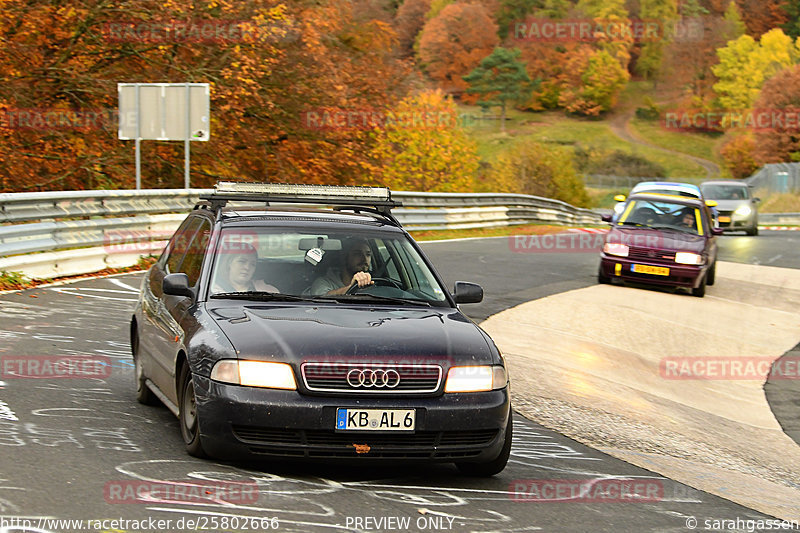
[648,224,697,233]
[210,291,322,302]
[318,293,432,307]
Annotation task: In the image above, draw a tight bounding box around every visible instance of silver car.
[700,181,760,236]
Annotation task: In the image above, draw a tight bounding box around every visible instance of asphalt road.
[0,230,796,533]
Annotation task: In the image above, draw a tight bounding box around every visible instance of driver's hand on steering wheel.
[350,271,373,289]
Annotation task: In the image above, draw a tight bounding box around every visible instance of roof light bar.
[215,181,391,201]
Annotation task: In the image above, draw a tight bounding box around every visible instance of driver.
[310,237,374,295]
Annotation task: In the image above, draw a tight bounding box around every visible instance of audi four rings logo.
[347,368,401,388]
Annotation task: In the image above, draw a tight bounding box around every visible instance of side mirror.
[613,194,626,202]
[705,200,718,208]
[453,281,483,304]
[601,214,612,223]
[163,273,194,298]
[754,197,761,203]
[711,227,724,236]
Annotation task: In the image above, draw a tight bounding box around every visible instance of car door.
[144,217,204,396]
[139,216,198,381]
[152,217,213,404]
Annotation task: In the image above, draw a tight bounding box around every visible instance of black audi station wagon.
[130,183,511,475]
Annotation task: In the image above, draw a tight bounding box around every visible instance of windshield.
[700,184,749,200]
[618,199,704,235]
[209,227,448,305]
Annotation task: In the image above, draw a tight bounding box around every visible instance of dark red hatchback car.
[598,193,723,297]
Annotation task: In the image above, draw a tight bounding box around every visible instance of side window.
[181,220,212,286]
[165,217,202,274]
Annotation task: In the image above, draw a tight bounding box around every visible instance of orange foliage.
[0,0,412,191]
[417,2,499,96]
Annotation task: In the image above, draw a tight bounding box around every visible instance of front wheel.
[706,261,716,286]
[692,274,707,298]
[179,364,208,458]
[456,415,512,477]
[598,267,611,285]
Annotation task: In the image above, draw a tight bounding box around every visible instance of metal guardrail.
[0,189,600,279]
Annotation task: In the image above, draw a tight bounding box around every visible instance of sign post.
[118,83,210,189]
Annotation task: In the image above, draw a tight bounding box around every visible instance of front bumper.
[717,212,757,231]
[600,255,704,289]
[193,374,511,462]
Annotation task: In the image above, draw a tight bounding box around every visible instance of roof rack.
[198,182,403,224]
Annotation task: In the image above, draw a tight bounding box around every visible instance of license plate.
[631,264,670,276]
[336,408,416,431]
[719,216,731,223]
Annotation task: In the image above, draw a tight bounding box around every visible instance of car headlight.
[734,205,752,217]
[675,252,703,265]
[210,360,297,390]
[603,243,629,257]
[444,366,507,393]
[613,203,626,214]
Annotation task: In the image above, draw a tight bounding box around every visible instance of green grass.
[629,117,723,167]
[461,106,710,178]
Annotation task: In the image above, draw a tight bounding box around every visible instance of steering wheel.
[345,277,403,294]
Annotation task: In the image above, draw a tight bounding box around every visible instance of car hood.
[206,303,495,365]
[712,199,751,211]
[607,226,706,253]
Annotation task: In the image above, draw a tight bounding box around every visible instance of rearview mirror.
[163,273,194,299]
[453,282,483,304]
[613,195,626,202]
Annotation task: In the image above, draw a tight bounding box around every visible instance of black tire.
[179,364,208,458]
[598,267,611,285]
[706,261,716,286]
[691,274,706,298]
[132,329,159,406]
[746,225,758,236]
[456,415,512,477]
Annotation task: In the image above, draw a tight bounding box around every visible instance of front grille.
[231,425,498,459]
[628,246,675,264]
[301,362,442,394]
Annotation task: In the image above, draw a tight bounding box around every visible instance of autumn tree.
[735,0,789,38]
[712,28,800,111]
[752,64,800,164]
[0,0,413,191]
[485,139,589,206]
[558,48,630,116]
[494,0,543,39]
[783,1,800,39]
[463,47,533,132]
[635,0,678,79]
[365,90,480,191]
[720,134,760,177]
[417,2,500,95]
[395,0,432,55]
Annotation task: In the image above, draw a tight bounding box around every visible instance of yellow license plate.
[718,216,731,223]
[631,264,670,276]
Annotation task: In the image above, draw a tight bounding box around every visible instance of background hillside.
[1,0,799,210]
